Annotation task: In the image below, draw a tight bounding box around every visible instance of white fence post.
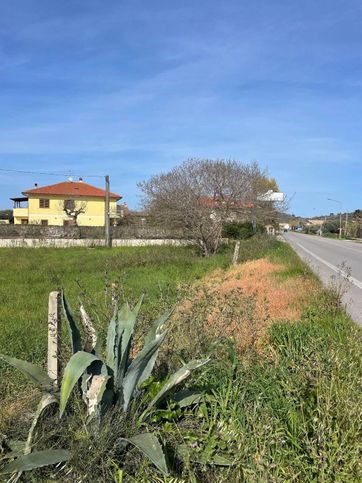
[232,240,241,266]
[47,291,61,386]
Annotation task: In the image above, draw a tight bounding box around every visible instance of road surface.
[284,232,362,326]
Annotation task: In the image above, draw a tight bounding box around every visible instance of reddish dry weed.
[170,258,317,356]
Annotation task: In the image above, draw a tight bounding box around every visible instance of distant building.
[279,223,290,232]
[11,180,122,226]
[305,219,324,226]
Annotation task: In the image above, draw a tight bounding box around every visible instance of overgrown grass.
[182,305,362,481]
[158,242,362,482]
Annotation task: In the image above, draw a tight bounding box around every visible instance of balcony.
[11,197,29,223]
[13,207,29,218]
[11,197,28,208]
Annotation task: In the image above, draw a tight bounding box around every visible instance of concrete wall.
[0,221,184,241]
[0,238,193,248]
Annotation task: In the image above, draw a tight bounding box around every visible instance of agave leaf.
[0,354,53,391]
[79,304,99,354]
[62,291,82,354]
[117,295,144,387]
[60,351,100,417]
[144,309,173,346]
[136,350,159,390]
[137,310,172,388]
[121,433,168,476]
[87,374,111,417]
[122,332,167,411]
[25,394,58,454]
[173,389,203,408]
[0,449,70,474]
[81,372,92,403]
[105,303,119,372]
[146,359,209,411]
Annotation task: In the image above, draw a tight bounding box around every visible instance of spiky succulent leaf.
[79,304,98,354]
[117,295,144,388]
[173,389,203,408]
[146,359,209,411]
[144,309,172,346]
[62,291,82,354]
[105,304,119,373]
[25,394,58,455]
[0,354,53,392]
[0,450,70,474]
[121,433,168,475]
[60,351,100,417]
[137,310,172,388]
[87,374,111,417]
[122,332,167,411]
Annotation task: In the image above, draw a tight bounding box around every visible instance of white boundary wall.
[0,238,194,248]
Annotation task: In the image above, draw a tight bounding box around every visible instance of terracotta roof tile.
[23,181,122,200]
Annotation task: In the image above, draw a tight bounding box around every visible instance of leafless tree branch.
[138,159,283,255]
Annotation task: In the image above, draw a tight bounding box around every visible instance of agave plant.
[0,291,208,477]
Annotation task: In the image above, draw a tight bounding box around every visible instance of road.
[284,232,362,326]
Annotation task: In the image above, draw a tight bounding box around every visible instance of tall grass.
[157,242,362,482]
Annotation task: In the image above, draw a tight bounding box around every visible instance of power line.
[0,167,104,178]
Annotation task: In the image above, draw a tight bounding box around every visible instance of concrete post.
[47,291,61,386]
[232,240,240,266]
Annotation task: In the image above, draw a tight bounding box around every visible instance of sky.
[0,0,362,216]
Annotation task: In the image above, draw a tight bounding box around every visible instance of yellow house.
[11,180,122,226]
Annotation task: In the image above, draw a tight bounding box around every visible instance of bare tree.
[138,159,282,256]
[61,199,87,226]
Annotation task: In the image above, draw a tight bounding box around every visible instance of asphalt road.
[284,232,362,326]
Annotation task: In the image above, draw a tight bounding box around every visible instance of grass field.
[0,239,361,481]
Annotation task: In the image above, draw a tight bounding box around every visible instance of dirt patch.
[168,258,318,358]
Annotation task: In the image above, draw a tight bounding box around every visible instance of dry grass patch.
[0,386,40,434]
[168,257,319,359]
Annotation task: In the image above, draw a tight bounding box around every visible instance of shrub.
[223,221,253,239]
[323,220,340,234]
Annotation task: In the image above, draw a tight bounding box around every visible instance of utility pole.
[345,212,349,237]
[105,175,111,247]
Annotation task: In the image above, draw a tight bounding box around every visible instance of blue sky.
[0,0,361,216]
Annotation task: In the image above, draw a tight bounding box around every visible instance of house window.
[21,219,28,225]
[39,199,50,208]
[41,220,48,226]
